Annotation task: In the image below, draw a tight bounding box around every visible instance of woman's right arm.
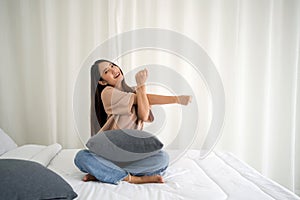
[135,69,151,121]
[133,69,192,120]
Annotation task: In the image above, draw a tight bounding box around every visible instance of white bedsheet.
[47,149,300,200]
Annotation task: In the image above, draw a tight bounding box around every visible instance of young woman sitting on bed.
[74,60,192,184]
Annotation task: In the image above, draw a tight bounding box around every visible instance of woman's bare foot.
[124,174,164,184]
[82,174,98,182]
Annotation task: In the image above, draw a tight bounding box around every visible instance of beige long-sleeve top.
[99,86,154,132]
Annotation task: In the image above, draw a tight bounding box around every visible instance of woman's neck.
[114,81,123,91]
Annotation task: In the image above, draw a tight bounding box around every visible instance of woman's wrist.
[174,96,179,104]
[136,84,146,91]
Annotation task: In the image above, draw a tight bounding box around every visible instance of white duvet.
[0,143,61,167]
[48,149,300,200]
[1,145,299,200]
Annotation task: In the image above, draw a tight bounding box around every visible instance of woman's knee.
[159,151,169,167]
[74,149,90,171]
[144,151,169,176]
[153,150,169,168]
[74,149,89,161]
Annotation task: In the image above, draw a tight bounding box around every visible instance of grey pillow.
[86,129,163,162]
[0,159,77,200]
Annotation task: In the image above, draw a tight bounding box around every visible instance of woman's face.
[98,61,124,87]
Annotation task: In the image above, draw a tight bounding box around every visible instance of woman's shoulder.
[103,86,136,93]
[101,86,114,97]
[101,85,135,103]
[101,86,132,98]
[102,86,114,92]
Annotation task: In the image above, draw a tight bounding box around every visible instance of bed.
[1,142,299,200]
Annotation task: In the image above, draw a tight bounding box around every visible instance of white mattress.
[47,149,300,200]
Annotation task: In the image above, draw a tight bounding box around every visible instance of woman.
[74,60,192,184]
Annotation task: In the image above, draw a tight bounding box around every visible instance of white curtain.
[0,0,299,195]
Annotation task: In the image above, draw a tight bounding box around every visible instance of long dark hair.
[90,59,135,136]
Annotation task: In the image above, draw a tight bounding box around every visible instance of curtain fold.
[0,0,299,195]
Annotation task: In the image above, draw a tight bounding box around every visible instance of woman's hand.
[135,69,148,86]
[176,95,192,105]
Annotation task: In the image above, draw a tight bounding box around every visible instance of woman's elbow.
[138,111,150,121]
